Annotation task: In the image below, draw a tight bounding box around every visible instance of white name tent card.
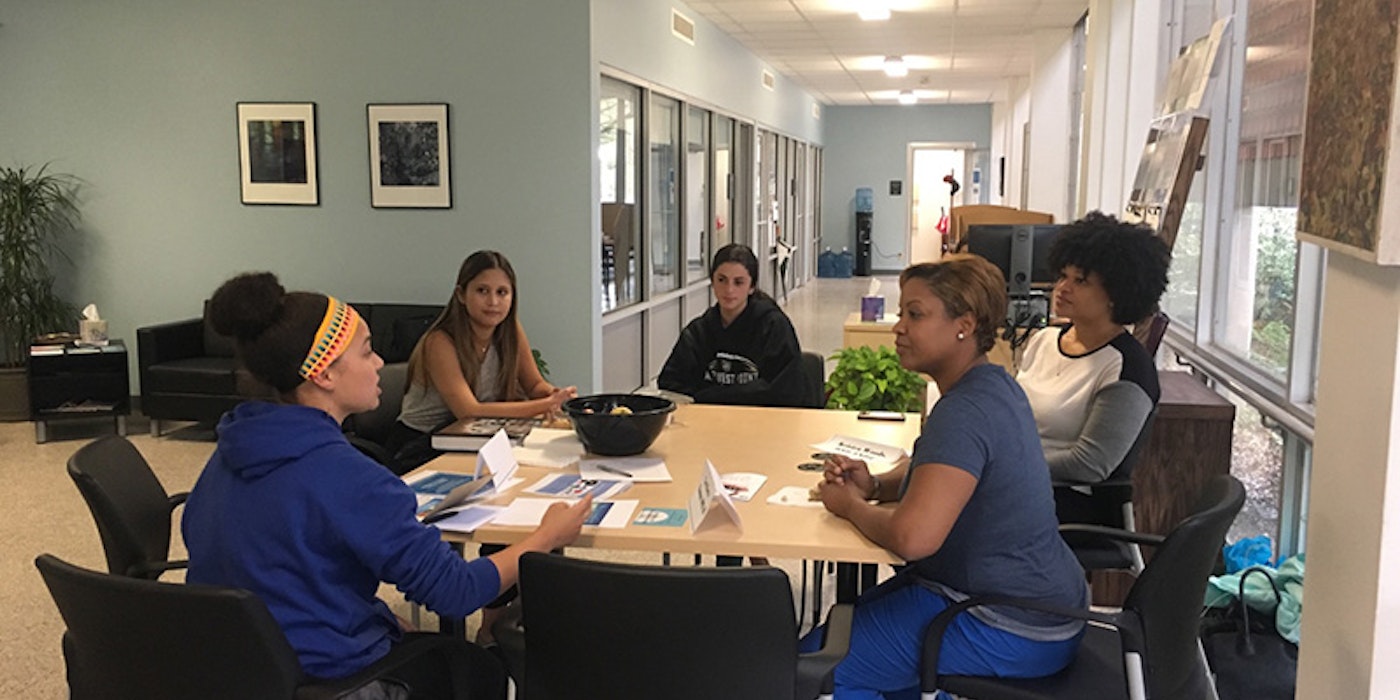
[811,435,906,465]
[687,460,743,534]
[416,430,523,522]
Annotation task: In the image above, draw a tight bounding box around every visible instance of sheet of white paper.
[478,430,519,489]
[514,428,585,468]
[578,457,672,483]
[430,505,505,533]
[811,435,907,464]
[521,428,583,449]
[719,472,768,502]
[493,497,566,527]
[766,485,826,508]
[588,499,639,529]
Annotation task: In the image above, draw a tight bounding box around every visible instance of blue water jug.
[855,188,874,213]
[818,248,837,278]
[835,247,855,278]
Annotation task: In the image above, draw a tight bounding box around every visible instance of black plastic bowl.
[562,394,676,456]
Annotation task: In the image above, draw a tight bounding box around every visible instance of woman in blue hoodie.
[182,272,591,697]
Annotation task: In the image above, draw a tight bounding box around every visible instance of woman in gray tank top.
[386,251,576,472]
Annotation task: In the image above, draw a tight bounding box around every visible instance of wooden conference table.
[418,403,922,566]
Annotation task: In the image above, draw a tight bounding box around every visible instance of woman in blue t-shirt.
[814,254,1087,698]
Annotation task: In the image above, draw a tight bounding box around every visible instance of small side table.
[28,340,130,443]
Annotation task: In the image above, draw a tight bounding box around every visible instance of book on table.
[431,416,538,452]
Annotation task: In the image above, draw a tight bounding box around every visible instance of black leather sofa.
[137,303,441,436]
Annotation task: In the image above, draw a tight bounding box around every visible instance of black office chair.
[346,361,410,466]
[498,552,853,700]
[798,350,827,409]
[920,474,1244,699]
[67,435,188,579]
[1055,408,1158,574]
[35,553,498,700]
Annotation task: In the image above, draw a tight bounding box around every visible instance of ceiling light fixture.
[883,56,908,77]
[898,90,917,105]
[858,3,890,21]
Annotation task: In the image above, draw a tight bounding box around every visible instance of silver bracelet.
[868,475,882,501]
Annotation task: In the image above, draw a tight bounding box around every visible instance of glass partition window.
[712,116,734,251]
[685,106,710,284]
[648,94,681,296]
[600,77,641,311]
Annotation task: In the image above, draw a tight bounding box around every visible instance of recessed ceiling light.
[857,3,890,21]
[883,56,908,77]
[898,90,917,105]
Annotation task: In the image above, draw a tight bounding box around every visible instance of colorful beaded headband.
[299,297,362,380]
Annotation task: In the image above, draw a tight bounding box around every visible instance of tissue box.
[79,320,109,346]
[860,296,885,322]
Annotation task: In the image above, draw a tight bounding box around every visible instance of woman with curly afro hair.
[1016,211,1171,483]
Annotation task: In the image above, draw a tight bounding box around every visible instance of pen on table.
[595,464,634,478]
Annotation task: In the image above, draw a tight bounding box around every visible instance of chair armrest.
[492,604,527,685]
[295,633,460,700]
[127,559,189,579]
[797,603,853,700]
[920,595,1121,692]
[136,318,205,367]
[1057,523,1165,547]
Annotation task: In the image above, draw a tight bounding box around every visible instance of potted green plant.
[0,164,81,420]
[824,345,925,412]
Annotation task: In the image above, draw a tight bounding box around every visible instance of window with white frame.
[1162,0,1318,552]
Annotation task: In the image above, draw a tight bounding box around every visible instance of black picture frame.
[236,102,319,206]
[367,103,452,208]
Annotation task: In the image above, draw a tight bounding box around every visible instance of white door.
[909,147,965,264]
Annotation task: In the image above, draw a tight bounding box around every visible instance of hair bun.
[209,272,287,341]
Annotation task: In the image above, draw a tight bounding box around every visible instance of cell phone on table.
[857,410,905,421]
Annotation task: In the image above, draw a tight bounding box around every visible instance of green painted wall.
[0,0,597,391]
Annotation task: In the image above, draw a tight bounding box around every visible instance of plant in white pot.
[0,164,81,420]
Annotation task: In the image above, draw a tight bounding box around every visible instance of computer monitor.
[966,224,1063,328]
[965,224,1062,295]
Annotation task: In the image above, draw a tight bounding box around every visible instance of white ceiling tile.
[685,0,1059,104]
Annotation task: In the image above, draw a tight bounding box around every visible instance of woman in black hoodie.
[659,243,805,407]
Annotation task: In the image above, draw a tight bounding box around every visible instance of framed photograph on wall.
[367,103,451,208]
[236,102,318,205]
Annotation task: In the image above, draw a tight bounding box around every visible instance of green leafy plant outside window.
[825,345,924,412]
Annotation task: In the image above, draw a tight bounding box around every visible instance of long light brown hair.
[406,251,524,401]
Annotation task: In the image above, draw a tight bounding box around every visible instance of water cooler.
[854,187,873,276]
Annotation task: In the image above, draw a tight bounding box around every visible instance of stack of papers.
[513,428,586,469]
